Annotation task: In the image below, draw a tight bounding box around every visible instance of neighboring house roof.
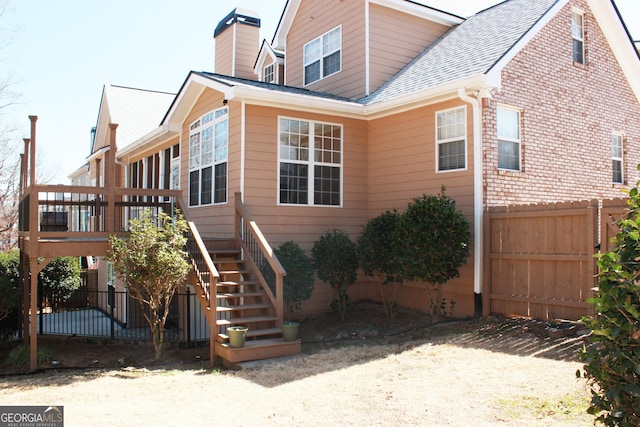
[362,0,562,105]
[92,85,175,154]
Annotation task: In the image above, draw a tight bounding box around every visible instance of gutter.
[458,86,492,318]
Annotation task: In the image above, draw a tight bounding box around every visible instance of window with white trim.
[279,117,342,206]
[436,107,466,172]
[612,133,624,184]
[572,11,585,64]
[303,26,341,85]
[264,63,275,83]
[497,106,521,171]
[189,108,228,206]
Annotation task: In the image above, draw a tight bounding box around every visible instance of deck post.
[106,124,118,233]
[28,116,37,187]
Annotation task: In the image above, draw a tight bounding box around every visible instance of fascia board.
[486,0,568,81]
[163,74,231,127]
[369,0,463,26]
[273,0,300,49]
[587,0,640,104]
[363,75,492,119]
[232,86,364,119]
[116,125,178,160]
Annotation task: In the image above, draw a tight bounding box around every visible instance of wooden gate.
[484,199,628,320]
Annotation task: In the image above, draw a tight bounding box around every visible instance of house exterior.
[83,0,640,319]
[18,0,640,369]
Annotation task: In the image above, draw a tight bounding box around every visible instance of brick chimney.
[214,8,261,80]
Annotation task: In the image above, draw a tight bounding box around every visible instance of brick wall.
[483,0,640,207]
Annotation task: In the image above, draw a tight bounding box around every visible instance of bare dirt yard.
[0,302,596,426]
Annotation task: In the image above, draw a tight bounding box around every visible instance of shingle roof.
[104,85,175,148]
[194,71,360,104]
[361,0,561,105]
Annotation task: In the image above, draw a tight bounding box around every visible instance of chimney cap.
[214,8,261,38]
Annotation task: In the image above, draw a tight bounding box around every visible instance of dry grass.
[0,314,595,426]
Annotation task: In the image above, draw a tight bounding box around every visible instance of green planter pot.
[281,321,300,342]
[227,326,248,348]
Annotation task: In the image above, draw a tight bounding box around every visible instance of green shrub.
[397,188,471,321]
[578,184,640,426]
[7,345,54,369]
[274,241,315,321]
[312,229,358,321]
[0,250,20,331]
[39,257,82,301]
[357,210,403,318]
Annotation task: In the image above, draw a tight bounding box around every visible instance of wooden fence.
[484,198,628,320]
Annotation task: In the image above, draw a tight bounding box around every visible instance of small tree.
[312,229,358,321]
[398,188,471,321]
[578,184,640,426]
[107,209,190,359]
[358,210,403,318]
[274,241,315,321]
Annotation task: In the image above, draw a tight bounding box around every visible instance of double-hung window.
[304,26,341,85]
[189,107,228,206]
[279,117,342,206]
[612,133,624,184]
[264,63,275,83]
[572,11,585,64]
[497,107,521,171]
[436,107,466,172]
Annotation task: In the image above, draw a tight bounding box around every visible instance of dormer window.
[571,10,585,64]
[264,63,275,83]
[304,26,341,85]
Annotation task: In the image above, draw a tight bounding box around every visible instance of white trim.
[240,101,246,201]
[496,105,522,172]
[303,25,342,86]
[232,24,237,77]
[458,88,483,296]
[365,0,371,97]
[435,105,468,173]
[277,115,344,208]
[368,0,463,26]
[611,131,624,184]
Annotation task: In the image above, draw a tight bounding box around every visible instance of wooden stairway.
[203,239,300,364]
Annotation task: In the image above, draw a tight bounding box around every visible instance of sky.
[1,0,639,184]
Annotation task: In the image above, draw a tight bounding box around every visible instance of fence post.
[186,288,191,344]
[110,287,115,339]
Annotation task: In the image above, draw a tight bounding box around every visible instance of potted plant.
[274,241,315,341]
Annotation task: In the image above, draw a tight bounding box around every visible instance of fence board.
[485,199,601,320]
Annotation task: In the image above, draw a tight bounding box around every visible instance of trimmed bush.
[274,241,315,321]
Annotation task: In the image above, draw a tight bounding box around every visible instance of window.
[279,117,342,206]
[572,11,584,64]
[264,63,275,83]
[304,26,341,85]
[189,108,228,206]
[612,133,624,184]
[436,107,466,172]
[497,107,521,171]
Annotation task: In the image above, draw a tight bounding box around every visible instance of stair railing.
[176,197,219,308]
[234,192,286,323]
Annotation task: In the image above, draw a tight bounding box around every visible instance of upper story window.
[572,10,585,64]
[304,26,341,85]
[189,108,228,206]
[278,117,342,206]
[436,106,466,172]
[264,63,275,83]
[612,133,624,184]
[497,106,522,171]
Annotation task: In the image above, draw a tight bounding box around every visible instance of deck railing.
[234,192,286,323]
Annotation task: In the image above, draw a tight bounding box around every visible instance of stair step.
[215,338,301,364]
[217,280,259,287]
[217,291,265,299]
[211,249,241,257]
[219,269,252,275]
[214,259,244,265]
[217,327,281,341]
[216,316,278,326]
[217,303,272,312]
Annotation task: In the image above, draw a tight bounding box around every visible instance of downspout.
[240,100,246,202]
[458,87,489,318]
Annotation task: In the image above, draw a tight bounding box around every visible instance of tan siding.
[286,0,366,98]
[214,28,234,76]
[368,4,450,94]
[234,24,260,80]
